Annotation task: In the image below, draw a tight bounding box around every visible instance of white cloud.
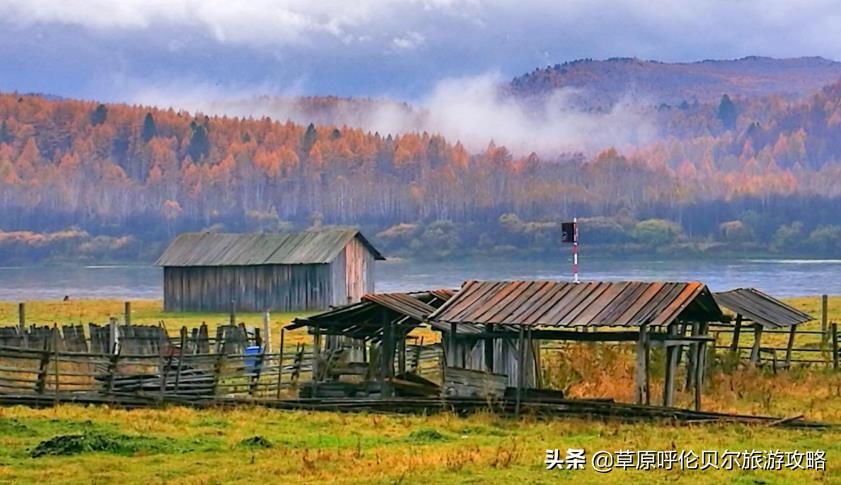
[392,31,425,50]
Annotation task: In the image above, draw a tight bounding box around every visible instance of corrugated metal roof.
[429,280,723,328]
[714,288,813,329]
[156,229,385,266]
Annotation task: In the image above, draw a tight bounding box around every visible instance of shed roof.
[156,230,384,267]
[287,289,469,338]
[713,288,813,329]
[429,280,723,328]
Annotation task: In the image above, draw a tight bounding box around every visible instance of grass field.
[0,297,838,483]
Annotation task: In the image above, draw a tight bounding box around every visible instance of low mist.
[129,73,658,157]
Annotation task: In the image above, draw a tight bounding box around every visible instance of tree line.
[0,88,840,263]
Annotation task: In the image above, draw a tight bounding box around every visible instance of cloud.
[392,31,425,50]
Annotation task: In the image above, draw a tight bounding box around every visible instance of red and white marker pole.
[572,217,579,283]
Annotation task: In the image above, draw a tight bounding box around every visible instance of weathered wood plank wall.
[164,264,335,312]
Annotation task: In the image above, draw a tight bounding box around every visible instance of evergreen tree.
[90,104,108,126]
[0,120,10,144]
[301,123,318,156]
[142,113,157,142]
[717,94,737,130]
[187,121,210,161]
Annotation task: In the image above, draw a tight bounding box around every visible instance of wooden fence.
[0,322,445,404]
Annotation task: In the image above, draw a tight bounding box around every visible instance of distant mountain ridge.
[509,56,841,107]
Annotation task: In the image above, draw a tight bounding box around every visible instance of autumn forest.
[3,61,841,263]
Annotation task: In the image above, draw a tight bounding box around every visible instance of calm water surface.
[0,258,839,301]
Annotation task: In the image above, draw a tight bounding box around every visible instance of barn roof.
[156,230,385,267]
[713,288,813,329]
[429,280,723,328]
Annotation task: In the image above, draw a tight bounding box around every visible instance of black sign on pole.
[561,222,577,244]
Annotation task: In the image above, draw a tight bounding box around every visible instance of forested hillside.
[1,76,841,263]
[510,56,841,108]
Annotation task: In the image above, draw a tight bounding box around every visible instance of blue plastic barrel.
[244,345,262,372]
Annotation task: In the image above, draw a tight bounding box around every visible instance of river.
[0,258,839,301]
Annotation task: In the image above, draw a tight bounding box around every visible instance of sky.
[2,0,841,104]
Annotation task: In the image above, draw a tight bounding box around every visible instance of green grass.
[0,405,836,483]
[0,297,837,483]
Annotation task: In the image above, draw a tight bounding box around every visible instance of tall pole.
[572,217,579,283]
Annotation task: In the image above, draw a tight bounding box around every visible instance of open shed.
[714,288,814,365]
[429,280,725,410]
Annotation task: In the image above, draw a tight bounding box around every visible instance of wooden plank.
[730,314,742,352]
[634,324,649,405]
[750,325,763,364]
[662,323,678,407]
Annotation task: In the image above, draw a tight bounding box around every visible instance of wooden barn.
[156,230,385,312]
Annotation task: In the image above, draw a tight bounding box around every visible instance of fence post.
[18,302,27,347]
[108,317,118,355]
[263,311,271,353]
[229,300,236,326]
[175,327,187,395]
[35,335,50,394]
[276,328,285,399]
[832,323,839,370]
[124,301,131,325]
[821,295,828,347]
[52,325,60,398]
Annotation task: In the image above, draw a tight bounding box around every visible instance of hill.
[509,56,841,107]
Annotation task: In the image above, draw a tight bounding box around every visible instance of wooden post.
[449,322,458,368]
[312,324,322,397]
[821,295,828,347]
[832,323,839,370]
[693,338,703,411]
[663,324,678,407]
[124,301,131,325]
[397,331,406,375]
[380,310,393,398]
[35,337,50,394]
[750,324,763,365]
[18,302,25,333]
[276,328,286,398]
[730,314,742,352]
[515,326,525,417]
[785,324,797,368]
[108,317,118,355]
[634,324,650,405]
[685,322,698,391]
[262,311,271,353]
[484,324,495,372]
[52,325,60,398]
[174,327,186,395]
[230,300,236,326]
